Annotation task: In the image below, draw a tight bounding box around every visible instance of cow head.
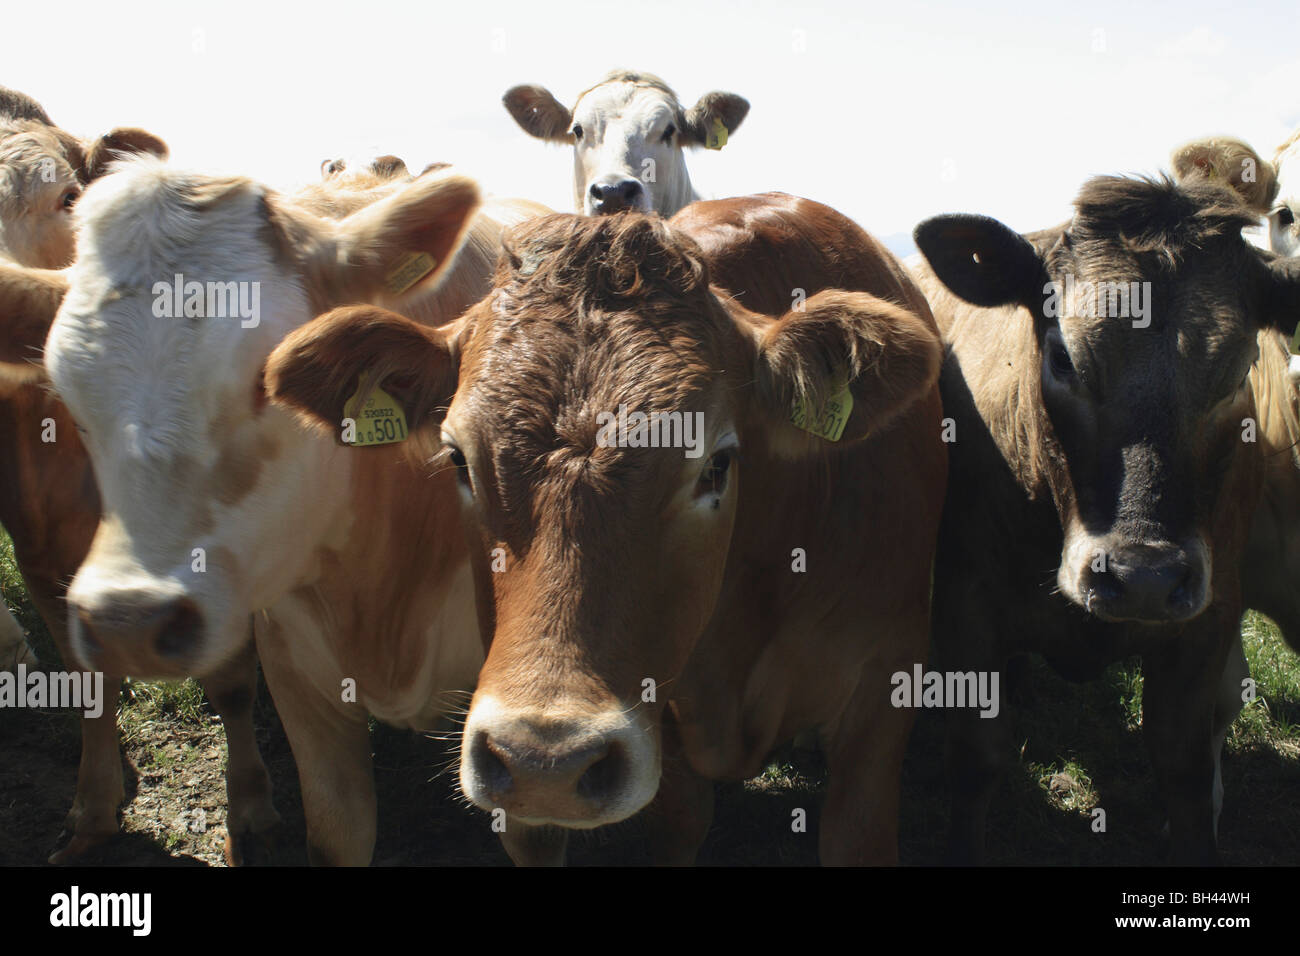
[38,156,480,678]
[504,71,748,217]
[1267,130,1300,257]
[916,176,1300,624]
[0,87,168,269]
[265,211,940,830]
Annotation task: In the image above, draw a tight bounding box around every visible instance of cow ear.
[1259,255,1300,339]
[0,263,67,385]
[752,290,941,457]
[264,305,460,445]
[81,127,169,182]
[914,214,1046,311]
[503,85,574,143]
[1171,137,1278,214]
[683,92,749,149]
[277,170,481,306]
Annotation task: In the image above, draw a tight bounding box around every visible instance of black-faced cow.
[914,174,1300,864]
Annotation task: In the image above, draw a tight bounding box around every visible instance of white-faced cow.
[0,88,277,864]
[913,173,1300,864]
[264,194,947,865]
[504,70,748,216]
[1266,129,1300,257]
[25,155,547,865]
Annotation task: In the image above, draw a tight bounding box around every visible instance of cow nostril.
[576,743,625,802]
[1166,565,1194,609]
[589,182,605,199]
[154,600,203,660]
[1089,570,1123,603]
[474,732,514,797]
[618,180,642,201]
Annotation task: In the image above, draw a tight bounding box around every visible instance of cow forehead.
[70,159,269,285]
[462,300,726,433]
[574,82,681,132]
[50,164,306,456]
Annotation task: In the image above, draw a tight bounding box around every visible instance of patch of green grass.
[117,678,210,745]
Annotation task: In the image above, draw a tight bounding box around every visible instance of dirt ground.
[2,651,1297,867]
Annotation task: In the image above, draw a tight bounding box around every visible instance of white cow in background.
[1268,129,1300,257]
[504,70,748,216]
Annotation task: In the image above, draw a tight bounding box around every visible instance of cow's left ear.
[81,127,169,182]
[914,214,1048,313]
[683,92,749,149]
[264,305,460,445]
[752,290,941,457]
[1259,255,1300,339]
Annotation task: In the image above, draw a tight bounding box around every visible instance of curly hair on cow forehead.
[577,69,680,104]
[496,212,711,312]
[1069,175,1260,262]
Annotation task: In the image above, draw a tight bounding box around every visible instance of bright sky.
[9,0,1299,253]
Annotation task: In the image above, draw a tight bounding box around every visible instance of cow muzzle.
[71,593,205,678]
[587,178,645,215]
[459,695,660,828]
[1065,536,1211,624]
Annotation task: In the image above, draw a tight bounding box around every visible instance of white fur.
[571,80,699,216]
[1268,133,1300,257]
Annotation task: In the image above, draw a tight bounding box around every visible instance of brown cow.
[0,89,278,864]
[912,174,1300,864]
[265,193,947,865]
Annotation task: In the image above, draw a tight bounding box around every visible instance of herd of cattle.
[0,70,1298,866]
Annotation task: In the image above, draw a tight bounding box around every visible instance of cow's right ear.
[81,127,169,182]
[263,305,459,444]
[503,85,575,143]
[0,263,67,385]
[914,214,1047,310]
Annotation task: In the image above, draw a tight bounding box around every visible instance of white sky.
[8,0,1299,252]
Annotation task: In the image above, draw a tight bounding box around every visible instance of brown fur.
[267,193,946,864]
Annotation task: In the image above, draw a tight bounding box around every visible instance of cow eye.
[661,123,677,144]
[697,449,733,504]
[444,442,472,493]
[1278,207,1296,227]
[62,189,79,209]
[571,124,584,141]
[1048,339,1075,380]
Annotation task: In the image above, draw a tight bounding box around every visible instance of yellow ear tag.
[343,381,409,446]
[706,117,728,150]
[790,384,854,442]
[384,251,437,296]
